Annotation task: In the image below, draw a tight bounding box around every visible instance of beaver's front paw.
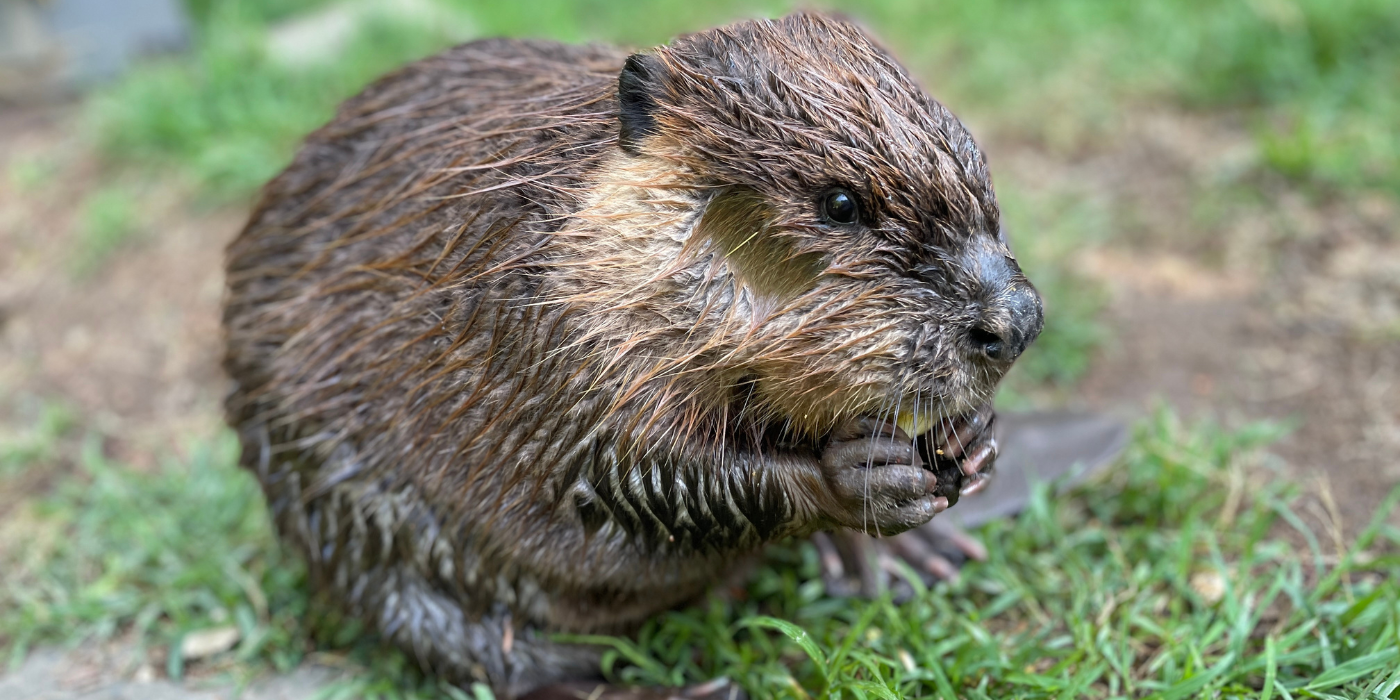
[919,404,999,507]
[818,421,946,536]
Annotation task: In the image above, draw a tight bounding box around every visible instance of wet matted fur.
[223,12,1040,697]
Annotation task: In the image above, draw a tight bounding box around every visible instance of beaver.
[223,12,1058,698]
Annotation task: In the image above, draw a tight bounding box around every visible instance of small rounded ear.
[618,53,661,156]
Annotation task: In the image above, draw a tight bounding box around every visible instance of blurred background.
[1,0,1397,697]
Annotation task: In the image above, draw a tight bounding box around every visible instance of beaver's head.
[560,12,1042,442]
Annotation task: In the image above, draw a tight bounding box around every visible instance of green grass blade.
[1305,648,1400,692]
[1154,652,1234,700]
[737,616,828,686]
[1261,636,1277,700]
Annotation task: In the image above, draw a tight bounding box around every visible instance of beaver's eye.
[819,188,860,225]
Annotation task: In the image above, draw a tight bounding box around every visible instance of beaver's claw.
[811,410,1130,600]
[918,403,999,507]
[812,520,986,598]
[816,406,998,536]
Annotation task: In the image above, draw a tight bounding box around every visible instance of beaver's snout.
[963,242,1044,364]
[970,283,1043,362]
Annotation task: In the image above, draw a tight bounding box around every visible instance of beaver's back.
[221,39,630,627]
[225,38,621,404]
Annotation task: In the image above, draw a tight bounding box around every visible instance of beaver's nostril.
[968,326,1006,361]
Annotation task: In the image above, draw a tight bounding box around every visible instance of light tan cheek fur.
[545,152,973,436]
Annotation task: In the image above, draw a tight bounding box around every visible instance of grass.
[0,431,303,672]
[579,410,1400,698]
[0,399,73,479]
[1186,0,1400,193]
[69,187,142,277]
[87,1,476,199]
[87,0,1400,200]
[1,407,1397,698]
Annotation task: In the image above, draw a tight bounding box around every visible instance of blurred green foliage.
[70,186,142,277]
[182,0,332,26]
[98,0,1399,197]
[0,399,73,478]
[1188,0,1400,190]
[88,2,475,198]
[6,155,60,193]
[998,190,1110,399]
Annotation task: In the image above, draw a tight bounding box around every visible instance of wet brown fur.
[223,13,1033,697]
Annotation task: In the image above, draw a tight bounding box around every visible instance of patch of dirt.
[0,106,241,469]
[983,110,1400,537]
[0,646,342,700]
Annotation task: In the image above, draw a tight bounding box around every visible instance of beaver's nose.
[971,284,1043,363]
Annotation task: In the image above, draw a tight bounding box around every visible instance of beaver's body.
[224,14,1040,697]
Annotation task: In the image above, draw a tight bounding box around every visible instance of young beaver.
[224,12,1044,698]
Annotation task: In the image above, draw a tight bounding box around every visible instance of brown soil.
[988,111,1400,538]
[0,106,238,468]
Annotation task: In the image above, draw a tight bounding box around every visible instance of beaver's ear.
[618,53,661,156]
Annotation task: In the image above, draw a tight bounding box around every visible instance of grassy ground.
[595,411,1400,698]
[3,0,1399,697]
[3,402,1397,697]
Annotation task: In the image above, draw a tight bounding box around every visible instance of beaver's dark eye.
[819,188,860,226]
